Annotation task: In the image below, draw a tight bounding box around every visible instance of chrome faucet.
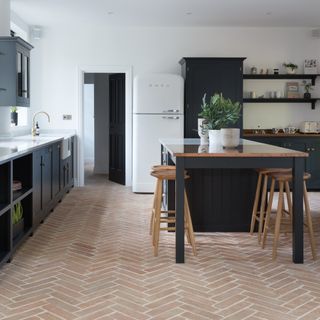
[31,111,50,136]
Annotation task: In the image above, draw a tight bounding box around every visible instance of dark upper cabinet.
[180,57,246,138]
[0,37,33,107]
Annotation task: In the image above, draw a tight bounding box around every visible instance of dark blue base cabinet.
[247,136,320,190]
[33,138,74,226]
[0,137,74,267]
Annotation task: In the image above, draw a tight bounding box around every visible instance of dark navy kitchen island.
[160,138,308,264]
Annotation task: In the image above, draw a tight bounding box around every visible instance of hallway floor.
[0,175,320,320]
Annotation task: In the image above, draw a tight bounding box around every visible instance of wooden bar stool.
[150,168,196,257]
[250,168,291,243]
[261,171,316,260]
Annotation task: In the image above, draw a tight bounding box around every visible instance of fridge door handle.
[162,116,180,120]
[162,109,180,113]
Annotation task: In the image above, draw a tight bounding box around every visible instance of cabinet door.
[16,46,30,107]
[42,147,52,209]
[183,59,244,138]
[33,149,42,223]
[52,143,61,198]
[306,143,320,189]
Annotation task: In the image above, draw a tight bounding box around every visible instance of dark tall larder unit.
[169,57,257,232]
[180,57,245,138]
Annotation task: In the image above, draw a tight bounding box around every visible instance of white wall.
[30,25,320,132]
[83,84,94,162]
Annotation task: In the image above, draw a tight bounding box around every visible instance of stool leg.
[284,181,292,220]
[150,180,160,236]
[258,174,268,243]
[250,172,263,234]
[153,179,163,256]
[272,181,284,260]
[303,182,317,260]
[184,190,197,256]
[262,178,275,249]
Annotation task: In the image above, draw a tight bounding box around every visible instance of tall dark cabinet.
[180,57,245,138]
[172,57,257,232]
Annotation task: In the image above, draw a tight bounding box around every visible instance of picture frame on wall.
[304,59,318,74]
[286,82,300,98]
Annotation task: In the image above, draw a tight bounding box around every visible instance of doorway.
[78,66,133,187]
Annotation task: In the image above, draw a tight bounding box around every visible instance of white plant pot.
[208,129,221,145]
[286,67,297,74]
[197,118,208,144]
[221,128,240,148]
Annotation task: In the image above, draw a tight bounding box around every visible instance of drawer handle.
[0,88,7,92]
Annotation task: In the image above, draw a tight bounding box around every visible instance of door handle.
[162,109,180,113]
[162,116,180,120]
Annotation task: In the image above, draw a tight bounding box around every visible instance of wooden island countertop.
[160,138,308,158]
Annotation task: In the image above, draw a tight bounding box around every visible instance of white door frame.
[77,65,133,187]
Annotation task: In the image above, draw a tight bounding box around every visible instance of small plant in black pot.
[10,107,18,126]
[303,81,313,99]
[12,202,24,240]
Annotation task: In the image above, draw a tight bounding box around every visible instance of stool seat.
[150,170,189,181]
[151,165,176,171]
[270,172,311,181]
[255,168,291,174]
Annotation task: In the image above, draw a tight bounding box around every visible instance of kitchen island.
[160,138,308,264]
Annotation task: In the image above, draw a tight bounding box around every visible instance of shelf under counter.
[12,188,32,203]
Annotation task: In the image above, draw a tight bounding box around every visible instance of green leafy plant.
[10,107,17,113]
[13,202,23,225]
[198,93,242,130]
[282,62,298,70]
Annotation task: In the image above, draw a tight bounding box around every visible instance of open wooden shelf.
[13,188,32,203]
[243,98,320,109]
[243,74,320,85]
[12,193,33,250]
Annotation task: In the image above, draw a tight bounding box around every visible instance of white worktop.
[0,133,75,164]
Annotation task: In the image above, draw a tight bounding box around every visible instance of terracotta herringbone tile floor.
[1,173,320,320]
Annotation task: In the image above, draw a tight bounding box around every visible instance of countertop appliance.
[132,73,184,193]
[300,121,320,133]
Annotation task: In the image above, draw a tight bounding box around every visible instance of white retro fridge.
[132,73,184,193]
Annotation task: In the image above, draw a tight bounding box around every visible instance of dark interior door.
[109,73,125,185]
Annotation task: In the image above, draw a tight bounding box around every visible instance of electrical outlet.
[63,114,72,120]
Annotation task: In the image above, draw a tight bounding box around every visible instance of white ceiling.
[11,0,320,28]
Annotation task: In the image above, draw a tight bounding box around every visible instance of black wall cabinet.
[180,57,245,138]
[0,37,33,107]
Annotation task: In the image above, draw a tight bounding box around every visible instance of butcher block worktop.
[160,138,308,158]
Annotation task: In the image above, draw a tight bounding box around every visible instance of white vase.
[197,118,208,144]
[208,129,221,145]
[221,128,240,148]
[286,67,296,74]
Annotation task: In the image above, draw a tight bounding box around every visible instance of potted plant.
[12,202,24,240]
[303,81,313,99]
[283,62,298,74]
[198,93,242,146]
[10,107,18,126]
